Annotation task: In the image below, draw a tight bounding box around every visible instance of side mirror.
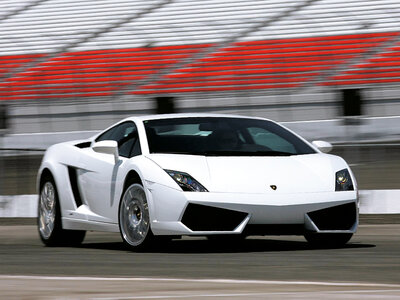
[312,140,333,153]
[92,140,119,163]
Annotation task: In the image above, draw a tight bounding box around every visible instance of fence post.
[0,103,8,195]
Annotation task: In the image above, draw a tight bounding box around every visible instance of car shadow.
[79,237,375,254]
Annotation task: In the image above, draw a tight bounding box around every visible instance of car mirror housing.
[312,140,333,153]
[92,140,119,163]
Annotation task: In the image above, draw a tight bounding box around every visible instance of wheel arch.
[39,168,54,188]
[38,167,64,213]
[37,160,70,217]
[123,170,143,191]
[37,163,58,195]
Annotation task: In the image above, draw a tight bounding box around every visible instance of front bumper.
[147,183,358,236]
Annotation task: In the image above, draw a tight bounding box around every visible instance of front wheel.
[38,175,85,246]
[119,183,153,250]
[304,233,353,248]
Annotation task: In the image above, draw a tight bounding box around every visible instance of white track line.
[91,290,400,300]
[1,275,400,288]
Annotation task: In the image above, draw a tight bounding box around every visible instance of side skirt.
[62,217,119,232]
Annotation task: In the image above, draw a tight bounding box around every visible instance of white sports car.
[37,113,358,250]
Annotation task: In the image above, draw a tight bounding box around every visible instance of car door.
[78,121,141,223]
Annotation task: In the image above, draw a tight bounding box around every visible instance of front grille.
[307,202,357,231]
[181,203,247,231]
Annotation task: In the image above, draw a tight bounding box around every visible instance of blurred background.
[0,0,399,198]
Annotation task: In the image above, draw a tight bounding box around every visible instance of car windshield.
[144,117,316,156]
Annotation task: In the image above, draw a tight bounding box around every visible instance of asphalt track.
[1,224,400,299]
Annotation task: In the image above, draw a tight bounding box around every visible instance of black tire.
[118,182,154,251]
[38,173,86,247]
[304,232,353,248]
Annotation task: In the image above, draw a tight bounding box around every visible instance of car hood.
[146,153,348,194]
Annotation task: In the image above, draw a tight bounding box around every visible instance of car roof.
[123,113,271,123]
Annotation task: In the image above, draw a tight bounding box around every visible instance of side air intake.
[68,166,83,208]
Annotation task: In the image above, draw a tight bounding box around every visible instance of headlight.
[165,170,208,192]
[335,169,354,191]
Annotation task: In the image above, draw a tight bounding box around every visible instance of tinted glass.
[96,122,141,158]
[144,117,315,156]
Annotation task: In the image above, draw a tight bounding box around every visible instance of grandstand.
[0,0,399,133]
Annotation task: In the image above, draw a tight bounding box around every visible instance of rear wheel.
[304,233,353,248]
[119,183,154,250]
[38,174,85,246]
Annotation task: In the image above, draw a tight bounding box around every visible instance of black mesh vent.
[307,202,357,231]
[181,203,247,231]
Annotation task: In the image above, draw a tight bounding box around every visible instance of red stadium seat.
[0,32,398,99]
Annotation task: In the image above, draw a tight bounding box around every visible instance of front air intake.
[307,202,357,231]
[181,203,247,232]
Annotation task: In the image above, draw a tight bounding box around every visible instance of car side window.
[96,126,117,142]
[95,122,141,158]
